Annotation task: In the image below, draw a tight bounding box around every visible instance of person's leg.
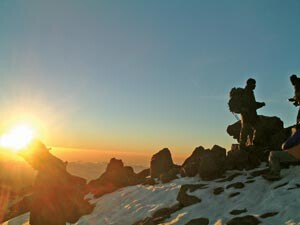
[269,151,299,175]
[297,106,300,124]
[240,122,251,149]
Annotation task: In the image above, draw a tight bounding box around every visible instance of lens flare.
[0,124,35,152]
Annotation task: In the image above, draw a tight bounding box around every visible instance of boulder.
[230,208,247,215]
[150,148,174,178]
[226,215,261,225]
[88,158,143,197]
[160,167,179,183]
[176,185,202,207]
[226,149,245,170]
[143,177,156,185]
[132,217,155,225]
[152,207,171,223]
[227,115,288,151]
[181,146,205,177]
[185,218,209,225]
[198,145,226,180]
[136,169,150,179]
[226,148,260,171]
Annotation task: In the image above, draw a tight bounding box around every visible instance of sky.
[0,0,300,158]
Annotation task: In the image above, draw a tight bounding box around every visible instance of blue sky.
[0,0,300,153]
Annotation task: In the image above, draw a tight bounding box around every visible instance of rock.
[185,217,209,225]
[228,192,240,198]
[105,158,123,173]
[181,146,206,177]
[152,207,171,223]
[213,187,224,195]
[245,180,255,184]
[177,184,202,207]
[198,145,226,180]
[150,148,174,178]
[169,203,183,212]
[226,182,245,189]
[160,171,177,183]
[88,158,142,197]
[226,215,261,225]
[250,168,269,177]
[135,203,183,225]
[253,116,284,148]
[226,147,262,171]
[230,208,247,215]
[133,217,155,225]
[137,169,150,179]
[259,212,279,218]
[287,183,300,190]
[226,121,241,141]
[273,182,288,189]
[227,116,288,158]
[217,173,243,182]
[160,165,180,183]
[143,177,156,185]
[226,149,249,170]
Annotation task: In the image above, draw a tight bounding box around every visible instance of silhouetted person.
[289,74,300,123]
[239,78,265,149]
[263,125,300,181]
[19,140,93,225]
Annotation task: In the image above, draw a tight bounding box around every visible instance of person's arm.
[255,102,265,109]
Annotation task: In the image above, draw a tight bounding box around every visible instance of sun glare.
[0,124,35,152]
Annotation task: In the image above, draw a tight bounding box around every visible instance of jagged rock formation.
[181,145,226,180]
[88,158,146,197]
[227,115,290,150]
[150,148,174,178]
[181,146,206,177]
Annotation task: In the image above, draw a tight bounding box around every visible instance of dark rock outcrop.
[132,217,155,225]
[230,208,247,215]
[88,158,143,197]
[143,177,157,185]
[259,212,279,218]
[150,148,174,179]
[226,148,261,171]
[228,192,240,198]
[176,184,203,207]
[226,215,261,225]
[137,169,150,179]
[226,182,245,189]
[181,146,206,177]
[198,145,226,180]
[213,187,224,195]
[185,218,209,225]
[227,115,289,156]
[160,167,180,183]
[217,173,243,182]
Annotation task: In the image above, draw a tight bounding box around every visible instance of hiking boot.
[262,173,281,181]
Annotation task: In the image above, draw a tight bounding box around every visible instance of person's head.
[290,74,298,85]
[246,78,256,90]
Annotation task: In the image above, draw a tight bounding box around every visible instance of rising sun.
[0,124,35,152]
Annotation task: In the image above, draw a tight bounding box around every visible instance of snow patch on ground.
[4,164,300,225]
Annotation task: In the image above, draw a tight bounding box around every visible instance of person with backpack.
[288,74,300,124]
[228,78,265,150]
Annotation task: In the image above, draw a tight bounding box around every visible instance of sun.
[0,124,35,152]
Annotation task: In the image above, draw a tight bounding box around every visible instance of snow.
[4,163,300,225]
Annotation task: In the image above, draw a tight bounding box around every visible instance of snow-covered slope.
[4,163,300,225]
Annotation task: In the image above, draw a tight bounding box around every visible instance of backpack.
[228,87,245,114]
